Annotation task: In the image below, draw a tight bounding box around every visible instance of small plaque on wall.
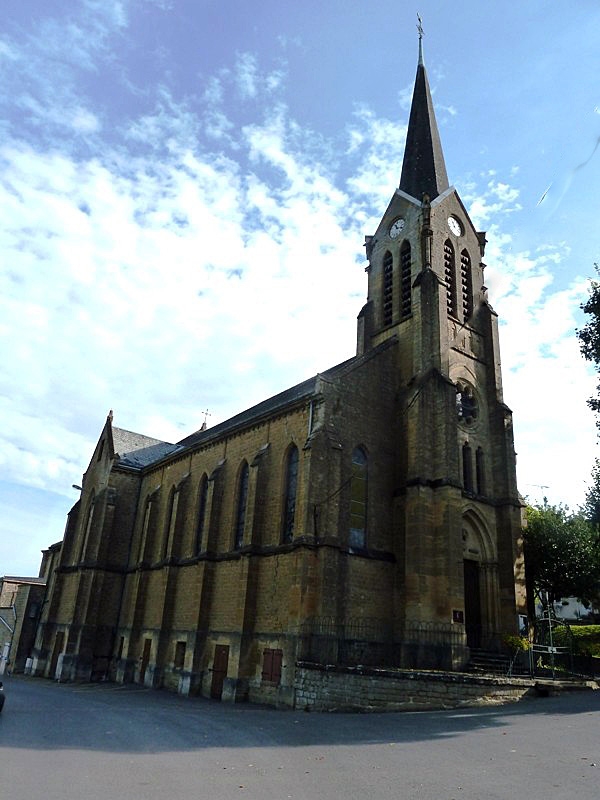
[452,609,464,624]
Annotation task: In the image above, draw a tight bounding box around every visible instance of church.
[31,35,527,707]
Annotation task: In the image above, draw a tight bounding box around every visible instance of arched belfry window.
[382,250,393,326]
[462,442,473,493]
[460,249,473,321]
[281,445,299,543]
[400,240,412,318]
[444,239,457,317]
[195,474,209,554]
[349,447,368,548]
[234,461,249,549]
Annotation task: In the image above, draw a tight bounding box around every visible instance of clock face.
[389,218,405,238]
[448,216,462,236]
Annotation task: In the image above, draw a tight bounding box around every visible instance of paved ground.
[1,675,599,800]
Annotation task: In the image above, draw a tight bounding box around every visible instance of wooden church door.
[463,560,482,648]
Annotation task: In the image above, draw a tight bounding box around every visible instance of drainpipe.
[0,604,16,675]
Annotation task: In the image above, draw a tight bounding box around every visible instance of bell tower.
[358,26,526,653]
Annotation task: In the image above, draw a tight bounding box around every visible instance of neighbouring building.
[31,34,527,706]
[0,575,46,674]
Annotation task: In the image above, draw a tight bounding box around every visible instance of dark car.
[0,681,4,712]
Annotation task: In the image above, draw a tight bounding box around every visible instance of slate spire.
[399,25,449,201]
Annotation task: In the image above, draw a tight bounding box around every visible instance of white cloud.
[345,107,406,212]
[462,179,597,508]
[235,52,259,99]
[0,5,597,575]
[0,37,18,61]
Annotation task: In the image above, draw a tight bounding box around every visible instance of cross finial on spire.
[417,13,424,66]
[200,408,211,431]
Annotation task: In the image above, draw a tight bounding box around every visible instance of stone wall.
[294,662,535,712]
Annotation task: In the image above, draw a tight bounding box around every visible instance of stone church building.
[32,38,526,706]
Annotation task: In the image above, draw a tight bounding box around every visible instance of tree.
[582,458,600,527]
[578,263,600,419]
[523,504,600,612]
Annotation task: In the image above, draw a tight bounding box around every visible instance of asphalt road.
[1,675,599,800]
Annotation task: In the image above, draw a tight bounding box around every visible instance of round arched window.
[456,383,478,425]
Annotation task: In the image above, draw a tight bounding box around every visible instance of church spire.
[399,20,449,201]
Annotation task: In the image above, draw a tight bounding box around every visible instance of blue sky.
[2,0,600,576]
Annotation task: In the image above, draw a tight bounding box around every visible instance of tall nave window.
[282,445,299,543]
[234,462,249,549]
[349,447,368,548]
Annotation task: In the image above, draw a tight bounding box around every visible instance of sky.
[2,0,600,577]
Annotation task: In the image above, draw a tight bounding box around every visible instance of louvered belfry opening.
[460,249,473,321]
[400,241,412,318]
[444,240,457,317]
[382,250,393,326]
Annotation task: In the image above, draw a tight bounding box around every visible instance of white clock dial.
[389,218,405,238]
[448,216,462,236]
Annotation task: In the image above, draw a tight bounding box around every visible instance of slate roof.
[112,427,181,469]
[112,339,396,472]
[399,53,449,201]
[177,354,363,451]
[177,375,318,450]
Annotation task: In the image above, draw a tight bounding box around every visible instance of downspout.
[0,604,16,675]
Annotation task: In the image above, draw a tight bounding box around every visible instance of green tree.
[523,504,600,611]
[578,263,600,419]
[582,458,600,526]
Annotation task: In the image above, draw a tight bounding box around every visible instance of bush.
[502,634,529,652]
[553,625,600,656]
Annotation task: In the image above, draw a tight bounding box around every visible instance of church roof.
[112,341,396,471]
[112,426,180,469]
[177,374,321,451]
[399,37,449,201]
[178,341,396,453]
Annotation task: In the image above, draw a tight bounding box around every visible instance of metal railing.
[297,617,471,671]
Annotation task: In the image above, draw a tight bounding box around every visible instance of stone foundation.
[294,662,536,711]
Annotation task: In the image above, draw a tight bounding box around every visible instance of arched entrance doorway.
[462,512,499,649]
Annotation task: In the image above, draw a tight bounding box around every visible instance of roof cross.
[417,13,424,65]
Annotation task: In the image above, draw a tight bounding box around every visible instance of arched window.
[195,474,209,554]
[460,249,473,321]
[476,447,485,496]
[138,496,153,563]
[234,462,249,549]
[400,240,412,318]
[79,491,95,562]
[462,443,473,493]
[382,250,393,326]
[456,383,478,425]
[444,239,457,317]
[163,486,180,560]
[282,445,299,543]
[349,447,368,548]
